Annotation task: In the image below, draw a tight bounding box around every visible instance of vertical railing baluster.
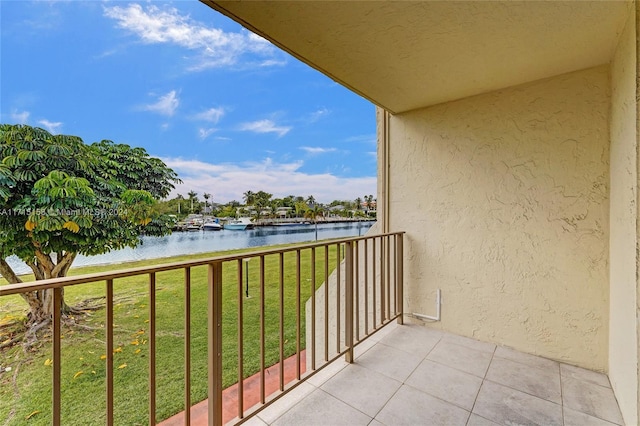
[355,240,359,342]
[380,237,386,323]
[237,259,244,418]
[279,252,284,391]
[149,273,156,426]
[52,287,62,426]
[336,243,341,354]
[386,235,391,320]
[392,235,397,317]
[208,262,223,426]
[364,238,368,335]
[345,241,354,363]
[324,245,329,362]
[184,268,191,426]
[372,238,377,328]
[296,250,301,380]
[106,280,114,426]
[311,247,316,371]
[259,256,266,404]
[397,234,404,325]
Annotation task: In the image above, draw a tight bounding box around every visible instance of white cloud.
[300,146,337,155]
[142,90,179,116]
[193,107,225,123]
[308,108,330,123]
[38,119,63,134]
[11,110,30,124]
[239,119,291,137]
[163,157,376,203]
[198,128,217,140]
[104,4,282,70]
[346,134,376,144]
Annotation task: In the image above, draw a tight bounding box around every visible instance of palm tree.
[243,190,255,206]
[306,195,316,207]
[253,191,273,221]
[355,197,362,211]
[304,204,324,240]
[176,194,184,214]
[203,193,211,213]
[187,190,198,213]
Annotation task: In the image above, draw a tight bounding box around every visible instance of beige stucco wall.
[609,6,639,425]
[385,66,611,370]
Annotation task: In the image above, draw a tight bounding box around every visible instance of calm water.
[6,222,374,276]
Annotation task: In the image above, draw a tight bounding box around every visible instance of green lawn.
[0,243,340,425]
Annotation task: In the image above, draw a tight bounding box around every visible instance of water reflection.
[6,222,374,275]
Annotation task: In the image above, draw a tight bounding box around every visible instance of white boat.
[224,217,255,230]
[202,222,222,231]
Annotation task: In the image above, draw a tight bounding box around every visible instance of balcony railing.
[0,232,404,425]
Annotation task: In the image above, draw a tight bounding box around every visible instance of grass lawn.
[0,242,340,425]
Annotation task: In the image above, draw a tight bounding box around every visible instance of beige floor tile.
[406,359,482,411]
[375,384,470,426]
[306,358,348,387]
[379,323,442,357]
[272,389,371,426]
[256,382,316,425]
[563,406,620,426]
[486,357,561,403]
[494,346,559,372]
[321,363,402,417]
[441,333,496,354]
[427,340,493,378]
[239,416,268,426]
[560,363,611,388]
[473,381,562,426]
[562,376,624,425]
[466,413,500,426]
[355,340,424,382]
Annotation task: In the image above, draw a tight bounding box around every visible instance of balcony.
[1,231,625,425]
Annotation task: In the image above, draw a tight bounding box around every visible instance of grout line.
[468,345,496,416]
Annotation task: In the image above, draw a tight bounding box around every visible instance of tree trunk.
[1,251,77,325]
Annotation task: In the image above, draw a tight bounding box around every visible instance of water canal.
[6,221,375,276]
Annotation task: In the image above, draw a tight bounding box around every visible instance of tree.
[176,194,184,215]
[294,201,307,218]
[355,197,362,211]
[306,195,316,206]
[253,191,273,220]
[304,203,324,240]
[0,124,180,332]
[203,192,211,213]
[187,190,198,213]
[243,190,255,206]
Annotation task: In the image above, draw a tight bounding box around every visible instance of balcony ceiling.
[203,1,631,114]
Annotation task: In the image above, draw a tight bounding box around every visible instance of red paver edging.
[160,350,306,426]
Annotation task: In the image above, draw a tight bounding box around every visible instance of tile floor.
[241,321,624,426]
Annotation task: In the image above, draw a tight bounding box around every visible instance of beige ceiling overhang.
[202,1,632,114]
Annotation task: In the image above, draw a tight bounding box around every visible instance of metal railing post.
[52,287,62,426]
[396,233,404,325]
[208,262,223,426]
[149,273,157,426]
[106,280,114,426]
[345,241,354,363]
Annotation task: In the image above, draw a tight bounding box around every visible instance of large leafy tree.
[0,124,180,327]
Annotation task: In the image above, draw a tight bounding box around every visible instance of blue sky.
[0,1,377,204]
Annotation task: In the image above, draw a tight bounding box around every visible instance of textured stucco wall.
[609,6,639,425]
[387,66,611,370]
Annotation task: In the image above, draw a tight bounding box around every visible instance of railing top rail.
[0,231,404,296]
